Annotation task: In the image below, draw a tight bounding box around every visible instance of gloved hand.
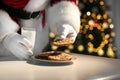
[51,24,78,41]
[3,33,33,60]
[46,1,80,42]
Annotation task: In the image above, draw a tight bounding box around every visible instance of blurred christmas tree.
[44,0,116,58]
[77,0,116,58]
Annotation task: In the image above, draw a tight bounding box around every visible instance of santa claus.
[0,0,80,60]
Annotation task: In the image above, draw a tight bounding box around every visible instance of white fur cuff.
[46,1,81,33]
[0,10,19,41]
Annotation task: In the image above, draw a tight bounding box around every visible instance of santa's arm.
[0,10,19,41]
[20,0,50,30]
[0,10,33,59]
[46,1,80,40]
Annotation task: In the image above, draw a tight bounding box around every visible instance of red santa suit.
[0,0,80,60]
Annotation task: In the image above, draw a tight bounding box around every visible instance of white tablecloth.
[0,53,120,80]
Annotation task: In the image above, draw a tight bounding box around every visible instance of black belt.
[0,1,41,19]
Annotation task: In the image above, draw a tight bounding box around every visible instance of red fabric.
[2,0,29,9]
[41,10,45,28]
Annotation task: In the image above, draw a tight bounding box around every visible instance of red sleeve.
[1,0,29,9]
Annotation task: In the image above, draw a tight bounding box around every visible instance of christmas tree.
[77,0,116,58]
[44,0,116,58]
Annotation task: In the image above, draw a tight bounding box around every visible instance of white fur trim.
[0,10,19,41]
[24,0,50,12]
[46,1,81,33]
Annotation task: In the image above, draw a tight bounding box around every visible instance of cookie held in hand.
[50,38,74,46]
[35,51,73,61]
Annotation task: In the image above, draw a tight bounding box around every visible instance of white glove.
[47,1,80,41]
[52,24,77,41]
[3,33,33,60]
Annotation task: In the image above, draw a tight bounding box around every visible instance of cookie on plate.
[35,51,72,61]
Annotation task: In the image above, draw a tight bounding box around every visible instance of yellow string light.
[88,47,93,53]
[108,18,112,23]
[109,24,114,29]
[81,19,86,23]
[111,32,115,37]
[88,20,94,26]
[107,44,115,58]
[88,34,94,40]
[103,14,108,19]
[49,32,55,38]
[78,45,84,51]
[99,1,104,6]
[98,49,104,56]
[102,22,108,28]
[64,49,70,53]
[86,11,91,16]
[88,39,108,53]
[68,45,74,50]
[89,0,93,3]
[97,14,102,20]
[91,13,96,18]
[51,45,58,50]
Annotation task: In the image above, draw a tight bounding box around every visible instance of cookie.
[35,51,72,61]
[35,51,55,60]
[50,38,74,46]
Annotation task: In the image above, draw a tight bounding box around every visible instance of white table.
[0,53,120,80]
